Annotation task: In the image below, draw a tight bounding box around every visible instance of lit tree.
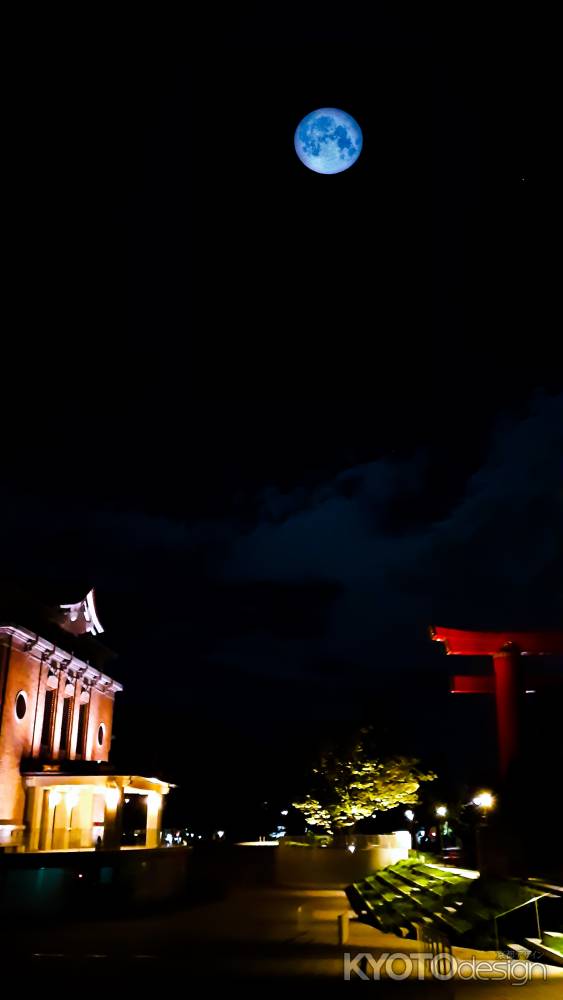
[293,730,436,835]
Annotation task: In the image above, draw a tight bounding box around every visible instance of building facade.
[0,589,170,851]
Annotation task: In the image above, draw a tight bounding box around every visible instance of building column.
[25,786,44,852]
[146,791,162,849]
[47,791,67,850]
[51,670,66,759]
[68,678,81,760]
[103,787,124,850]
[75,789,95,848]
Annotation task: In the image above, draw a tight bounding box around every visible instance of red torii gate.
[430,626,563,779]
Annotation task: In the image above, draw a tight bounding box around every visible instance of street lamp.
[472,791,494,811]
[472,791,495,870]
[404,809,415,848]
[435,805,447,854]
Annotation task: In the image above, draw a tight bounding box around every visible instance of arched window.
[15,691,27,721]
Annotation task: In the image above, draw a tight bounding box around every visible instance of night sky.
[4,9,562,830]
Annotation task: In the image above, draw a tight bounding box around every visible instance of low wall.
[275,831,411,888]
[0,847,192,918]
[0,832,412,916]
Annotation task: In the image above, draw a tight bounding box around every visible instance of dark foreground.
[2,886,562,992]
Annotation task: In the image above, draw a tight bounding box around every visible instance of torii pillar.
[430,627,563,779]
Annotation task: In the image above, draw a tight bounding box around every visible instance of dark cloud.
[214,394,563,677]
[1,394,561,697]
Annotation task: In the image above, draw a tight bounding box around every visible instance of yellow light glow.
[49,790,62,807]
[473,791,494,810]
[66,790,79,810]
[146,791,161,811]
[436,805,448,818]
[105,787,121,810]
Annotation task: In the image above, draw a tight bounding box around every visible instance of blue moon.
[294,108,363,175]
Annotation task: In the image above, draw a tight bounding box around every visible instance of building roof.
[20,758,173,793]
[0,580,116,671]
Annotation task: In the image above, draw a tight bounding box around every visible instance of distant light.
[347,844,356,853]
[237,840,279,847]
[473,791,494,810]
[436,805,448,818]
[281,810,289,816]
[525,689,536,695]
[216,830,225,839]
[404,809,415,822]
[198,835,202,840]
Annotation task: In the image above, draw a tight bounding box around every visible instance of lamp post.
[435,805,447,855]
[404,809,415,849]
[472,791,495,871]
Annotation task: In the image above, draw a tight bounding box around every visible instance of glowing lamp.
[473,791,494,810]
[436,805,448,818]
[404,809,415,822]
[49,790,62,807]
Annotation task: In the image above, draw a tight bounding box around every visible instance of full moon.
[294,108,363,175]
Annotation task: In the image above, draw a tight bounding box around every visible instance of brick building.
[0,586,170,851]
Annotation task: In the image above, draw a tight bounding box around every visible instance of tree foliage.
[293,729,436,834]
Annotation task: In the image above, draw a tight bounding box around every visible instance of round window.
[15,691,27,721]
[97,723,105,747]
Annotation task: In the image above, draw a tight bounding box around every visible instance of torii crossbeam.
[430,626,563,779]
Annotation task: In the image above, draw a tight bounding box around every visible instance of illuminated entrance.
[23,771,170,851]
